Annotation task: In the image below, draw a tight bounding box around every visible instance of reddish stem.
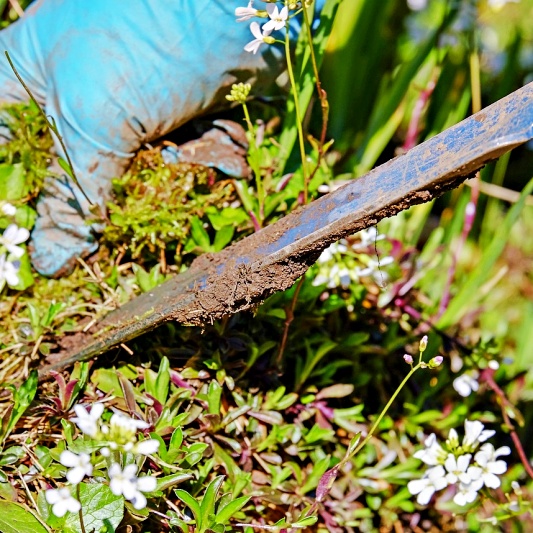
[480,369,533,480]
[402,79,436,152]
[276,277,305,368]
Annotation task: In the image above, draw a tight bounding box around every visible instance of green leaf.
[201,476,224,528]
[190,216,211,251]
[91,368,123,397]
[295,339,337,390]
[215,495,250,525]
[42,302,65,328]
[0,500,49,533]
[14,204,37,230]
[132,263,159,293]
[232,179,257,217]
[67,362,90,411]
[437,176,533,329]
[58,157,75,180]
[155,472,194,492]
[300,456,331,494]
[277,0,342,174]
[206,206,249,231]
[213,225,234,252]
[168,427,184,453]
[207,380,222,415]
[292,516,318,528]
[64,483,124,533]
[0,164,27,201]
[175,489,202,529]
[153,356,170,404]
[1,370,38,444]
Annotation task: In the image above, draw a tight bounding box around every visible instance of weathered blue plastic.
[41,82,533,376]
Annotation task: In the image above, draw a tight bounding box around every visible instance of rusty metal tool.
[40,83,533,377]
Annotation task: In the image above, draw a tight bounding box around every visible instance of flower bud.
[419,335,428,353]
[226,82,252,104]
[428,356,443,368]
[403,354,413,365]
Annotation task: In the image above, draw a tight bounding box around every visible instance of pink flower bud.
[419,335,428,352]
[429,356,443,368]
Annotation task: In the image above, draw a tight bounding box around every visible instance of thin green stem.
[242,102,264,223]
[284,20,309,203]
[76,483,87,533]
[302,1,329,148]
[348,363,421,459]
[241,102,254,133]
[4,51,93,206]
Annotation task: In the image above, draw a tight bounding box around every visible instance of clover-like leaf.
[64,483,124,533]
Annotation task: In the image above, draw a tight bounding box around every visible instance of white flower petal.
[108,463,122,478]
[483,472,501,489]
[417,486,436,505]
[45,487,80,517]
[1,203,16,216]
[134,439,160,456]
[60,450,81,468]
[136,476,157,493]
[66,467,86,485]
[407,478,428,496]
[4,224,29,245]
[130,491,148,510]
[249,21,263,40]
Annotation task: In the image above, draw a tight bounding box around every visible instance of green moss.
[99,149,237,266]
[0,101,53,200]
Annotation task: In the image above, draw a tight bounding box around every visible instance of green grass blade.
[277,0,341,173]
[437,176,533,329]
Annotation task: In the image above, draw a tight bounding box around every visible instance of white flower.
[235,2,258,22]
[72,403,104,437]
[60,450,93,484]
[1,203,16,216]
[413,433,447,466]
[352,227,385,250]
[0,254,19,287]
[0,224,30,258]
[488,0,519,11]
[263,4,289,32]
[468,443,510,489]
[326,264,351,289]
[355,256,394,278]
[244,21,273,54]
[444,453,472,484]
[312,273,330,287]
[447,428,459,449]
[407,0,428,11]
[109,412,150,432]
[407,465,448,505]
[108,463,157,510]
[463,420,495,450]
[453,372,479,397]
[45,487,81,517]
[100,412,157,455]
[317,241,348,264]
[453,480,482,506]
[134,438,160,456]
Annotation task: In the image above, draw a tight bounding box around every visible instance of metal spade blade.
[40,83,533,377]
